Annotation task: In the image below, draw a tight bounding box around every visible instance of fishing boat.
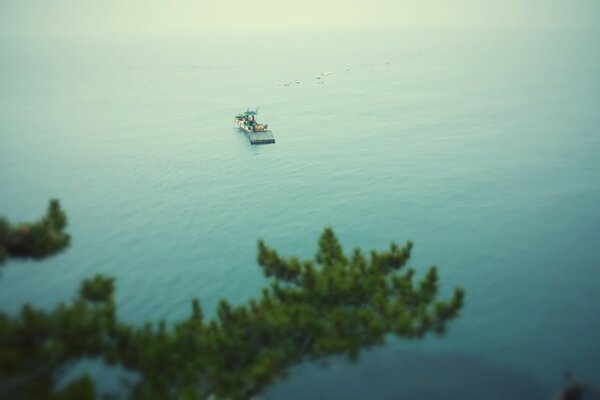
[234,109,275,145]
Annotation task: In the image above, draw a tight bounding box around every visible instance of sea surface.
[1,28,599,398]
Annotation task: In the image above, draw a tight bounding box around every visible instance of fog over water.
[2,0,600,36]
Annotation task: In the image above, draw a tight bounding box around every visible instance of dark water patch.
[263,348,552,400]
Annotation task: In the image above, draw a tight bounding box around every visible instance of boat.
[234,109,275,145]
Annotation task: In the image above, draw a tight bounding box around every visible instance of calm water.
[1,28,599,398]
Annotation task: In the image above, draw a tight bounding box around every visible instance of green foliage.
[52,375,96,400]
[0,274,117,399]
[0,205,465,400]
[105,228,464,399]
[80,275,115,303]
[0,200,70,265]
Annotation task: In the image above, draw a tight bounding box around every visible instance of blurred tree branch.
[0,203,465,399]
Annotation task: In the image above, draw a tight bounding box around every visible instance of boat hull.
[238,127,275,145]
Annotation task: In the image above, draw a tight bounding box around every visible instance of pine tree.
[0,202,465,399]
[0,199,70,265]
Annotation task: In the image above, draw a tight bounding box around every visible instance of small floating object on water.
[234,108,275,145]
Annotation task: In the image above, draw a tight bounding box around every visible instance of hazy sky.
[1,0,599,37]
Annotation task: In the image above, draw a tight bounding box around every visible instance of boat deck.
[241,129,275,145]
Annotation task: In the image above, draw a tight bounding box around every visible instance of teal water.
[1,29,599,398]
